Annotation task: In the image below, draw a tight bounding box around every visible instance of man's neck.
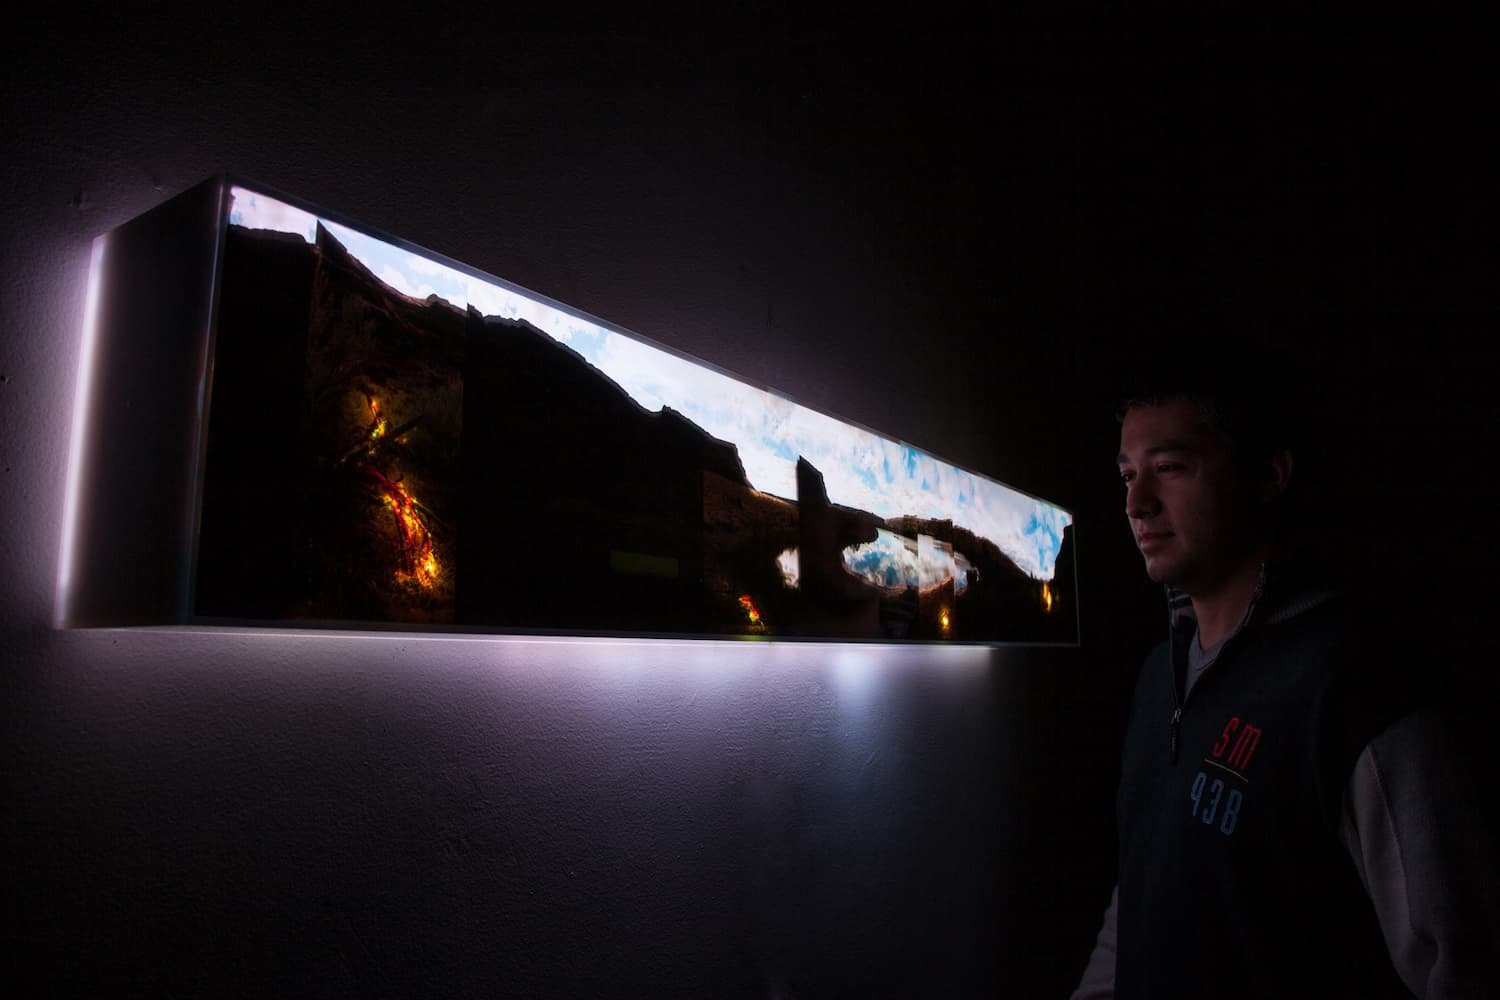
[1188,557,1265,649]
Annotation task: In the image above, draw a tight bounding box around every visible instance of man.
[1072,382,1497,999]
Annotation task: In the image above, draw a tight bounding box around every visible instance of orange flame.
[939,607,951,633]
[359,395,440,588]
[370,468,438,588]
[366,396,387,451]
[1042,582,1053,613]
[738,594,762,626]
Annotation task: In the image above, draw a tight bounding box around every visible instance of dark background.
[3,6,1494,997]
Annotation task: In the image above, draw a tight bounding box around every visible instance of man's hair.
[1116,383,1295,479]
[1114,343,1305,480]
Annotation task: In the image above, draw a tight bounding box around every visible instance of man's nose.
[1126,477,1158,520]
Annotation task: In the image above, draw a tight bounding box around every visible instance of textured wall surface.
[3,7,1493,998]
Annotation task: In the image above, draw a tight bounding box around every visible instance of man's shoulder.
[1260,580,1420,660]
[1256,587,1428,723]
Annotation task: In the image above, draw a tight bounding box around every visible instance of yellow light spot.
[738,594,764,627]
[1042,582,1054,613]
[939,607,951,632]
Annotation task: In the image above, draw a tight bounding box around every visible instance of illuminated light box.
[59,177,1077,643]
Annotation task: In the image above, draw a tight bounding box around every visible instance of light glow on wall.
[54,236,107,626]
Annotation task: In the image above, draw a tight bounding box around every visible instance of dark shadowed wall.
[3,7,1494,997]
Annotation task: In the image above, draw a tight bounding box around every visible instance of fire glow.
[367,467,439,588]
[367,396,387,450]
[359,396,438,589]
[738,594,766,631]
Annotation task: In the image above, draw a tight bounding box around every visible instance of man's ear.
[1261,448,1294,502]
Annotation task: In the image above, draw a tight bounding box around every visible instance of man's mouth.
[1137,531,1172,552]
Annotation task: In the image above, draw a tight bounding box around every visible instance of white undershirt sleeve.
[1069,885,1117,1000]
[1338,712,1500,1000]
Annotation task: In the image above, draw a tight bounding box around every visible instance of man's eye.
[1119,471,1134,485]
[1156,463,1182,474]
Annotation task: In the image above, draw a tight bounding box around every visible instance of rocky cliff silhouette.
[457,307,757,633]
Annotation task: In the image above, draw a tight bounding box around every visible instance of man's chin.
[1142,556,1180,587]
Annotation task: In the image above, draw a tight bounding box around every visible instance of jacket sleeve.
[1069,885,1117,1000]
[1339,711,1500,999]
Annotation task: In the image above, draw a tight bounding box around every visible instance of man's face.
[1116,399,1261,594]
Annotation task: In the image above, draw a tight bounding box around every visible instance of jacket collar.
[1164,559,1340,642]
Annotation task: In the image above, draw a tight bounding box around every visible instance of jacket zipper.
[1164,590,1188,761]
[1168,596,1184,763]
[1165,565,1269,765]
